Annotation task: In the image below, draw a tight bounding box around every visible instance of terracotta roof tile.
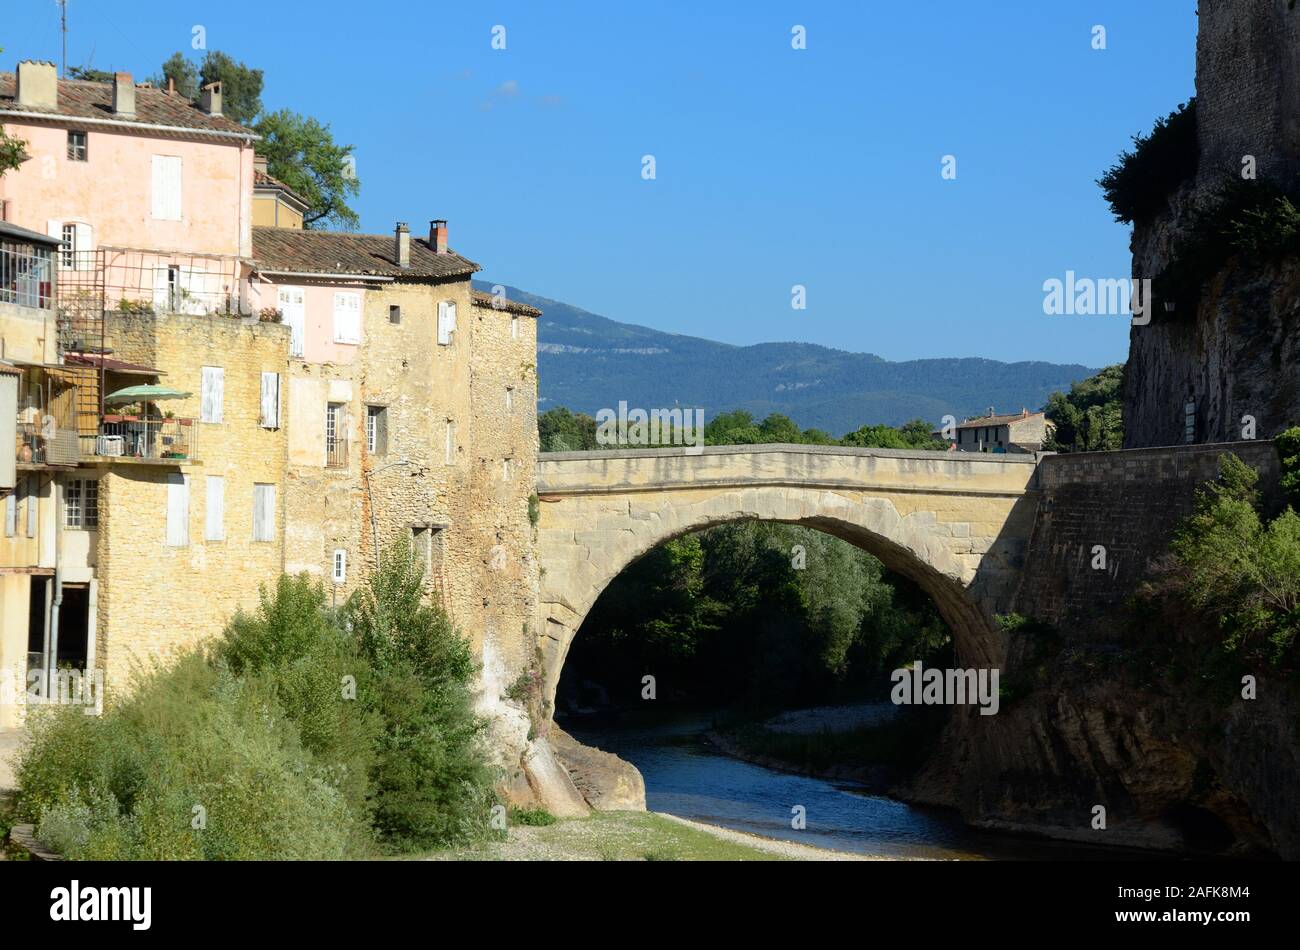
[251,226,478,280]
[471,290,541,317]
[253,168,311,210]
[0,73,254,137]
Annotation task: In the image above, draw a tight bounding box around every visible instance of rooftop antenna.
[57,0,67,78]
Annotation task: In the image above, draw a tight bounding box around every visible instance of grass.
[425,811,787,861]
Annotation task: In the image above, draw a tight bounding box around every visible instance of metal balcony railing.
[90,416,198,462]
[326,437,348,469]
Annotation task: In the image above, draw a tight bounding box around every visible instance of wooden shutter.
[201,367,224,423]
[151,155,182,220]
[333,292,361,344]
[437,301,457,345]
[73,222,93,271]
[253,483,275,541]
[260,372,280,428]
[26,476,37,537]
[166,473,189,547]
[205,476,225,541]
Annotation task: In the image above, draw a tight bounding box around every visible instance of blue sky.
[9,0,1197,366]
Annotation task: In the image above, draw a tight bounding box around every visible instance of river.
[561,708,1153,860]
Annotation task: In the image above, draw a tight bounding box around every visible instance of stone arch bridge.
[534,444,1043,708]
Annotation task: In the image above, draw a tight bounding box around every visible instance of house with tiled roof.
[938,408,1054,454]
[0,58,542,726]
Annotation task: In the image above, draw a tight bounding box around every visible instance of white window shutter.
[5,492,15,536]
[166,473,189,547]
[26,477,37,537]
[153,266,171,311]
[333,292,361,344]
[201,367,224,423]
[437,301,455,345]
[152,155,182,221]
[205,476,225,541]
[253,483,275,541]
[260,372,280,428]
[73,222,93,271]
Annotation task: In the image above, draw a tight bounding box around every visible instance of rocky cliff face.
[904,677,1299,857]
[1123,0,1300,448]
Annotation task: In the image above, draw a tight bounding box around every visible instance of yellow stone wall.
[94,311,291,692]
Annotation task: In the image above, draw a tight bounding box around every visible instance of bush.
[1156,454,1300,666]
[215,574,380,832]
[18,657,363,860]
[1277,426,1300,508]
[342,541,498,851]
[17,549,501,859]
[1098,99,1198,225]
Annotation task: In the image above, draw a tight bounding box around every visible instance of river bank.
[424,810,882,861]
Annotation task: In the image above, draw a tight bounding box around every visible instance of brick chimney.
[253,154,269,176]
[112,71,135,117]
[200,81,223,117]
[16,61,58,111]
[395,222,410,268]
[429,219,448,255]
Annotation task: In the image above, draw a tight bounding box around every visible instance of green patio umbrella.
[103,384,192,404]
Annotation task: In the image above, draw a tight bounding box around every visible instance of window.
[332,549,347,585]
[333,291,361,344]
[511,315,519,340]
[200,366,224,423]
[366,405,387,456]
[277,286,306,358]
[259,372,281,429]
[50,220,92,270]
[4,493,13,537]
[412,525,444,577]
[502,458,512,480]
[505,387,514,412]
[205,476,225,541]
[326,403,347,468]
[67,131,88,161]
[444,420,456,465]
[151,155,182,221]
[65,478,98,529]
[437,300,457,345]
[252,483,275,542]
[166,473,189,547]
[388,304,401,324]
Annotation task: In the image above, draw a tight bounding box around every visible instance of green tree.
[198,51,264,124]
[538,406,599,452]
[67,65,114,82]
[1161,454,1300,664]
[254,109,360,230]
[153,52,199,99]
[1044,364,1124,452]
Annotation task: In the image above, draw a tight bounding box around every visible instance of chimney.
[112,71,135,117]
[166,76,176,96]
[200,81,223,117]
[429,219,448,255]
[253,154,269,176]
[15,61,58,111]
[395,222,410,268]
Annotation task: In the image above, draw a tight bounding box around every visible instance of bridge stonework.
[534,444,1042,708]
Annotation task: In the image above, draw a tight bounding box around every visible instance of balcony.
[87,416,198,464]
[326,437,348,469]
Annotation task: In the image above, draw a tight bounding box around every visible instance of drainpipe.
[46,476,62,697]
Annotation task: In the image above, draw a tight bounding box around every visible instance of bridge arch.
[535,444,1041,711]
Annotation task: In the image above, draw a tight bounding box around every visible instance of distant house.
[938,408,1053,454]
[252,154,311,230]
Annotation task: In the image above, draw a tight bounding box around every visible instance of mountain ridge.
[474,280,1099,436]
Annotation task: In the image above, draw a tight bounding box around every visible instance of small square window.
[389,304,401,324]
[67,131,88,161]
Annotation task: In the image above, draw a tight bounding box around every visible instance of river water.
[562,709,1151,860]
